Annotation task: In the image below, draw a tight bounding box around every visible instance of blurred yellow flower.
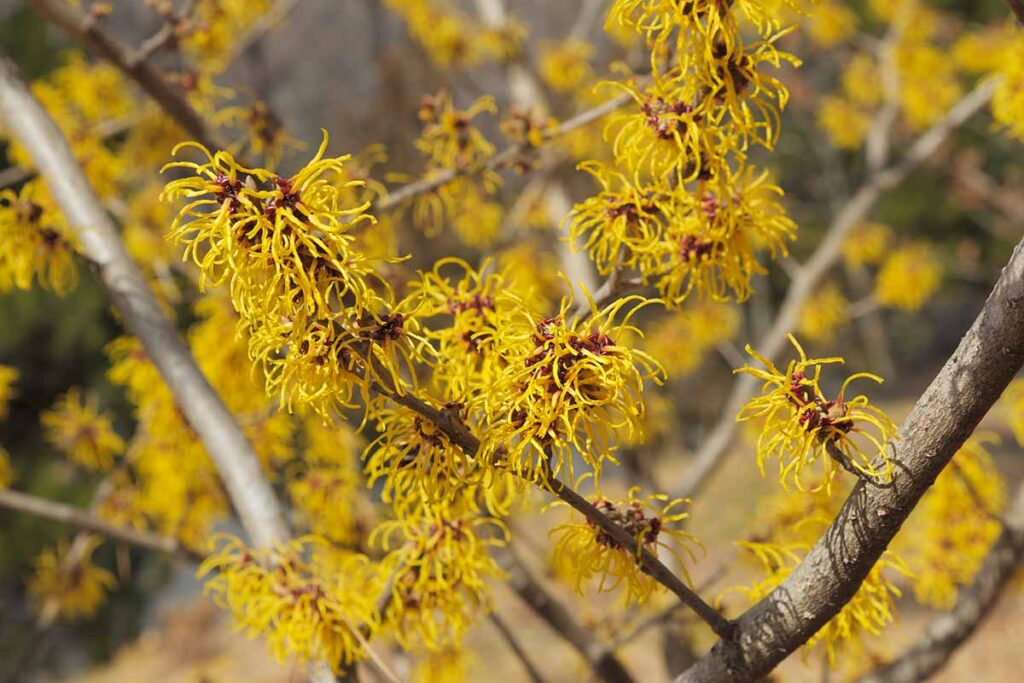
[798,281,849,345]
[843,222,893,269]
[897,435,1005,609]
[41,388,124,471]
[28,535,116,621]
[874,242,942,311]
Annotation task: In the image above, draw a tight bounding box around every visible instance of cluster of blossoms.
[27,535,117,621]
[199,536,383,671]
[551,487,698,605]
[737,335,897,490]
[162,134,430,418]
[567,0,801,307]
[8,0,1020,678]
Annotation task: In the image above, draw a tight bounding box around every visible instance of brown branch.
[672,232,1024,682]
[0,488,202,561]
[25,0,224,152]
[127,0,197,67]
[855,491,1024,683]
[673,78,998,501]
[0,54,289,549]
[542,470,736,641]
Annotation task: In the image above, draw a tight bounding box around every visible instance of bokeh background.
[1,1,1023,681]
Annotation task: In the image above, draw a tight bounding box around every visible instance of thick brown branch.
[0,55,289,549]
[25,0,223,152]
[674,78,998,501]
[0,488,202,561]
[673,233,1024,682]
[855,483,1024,683]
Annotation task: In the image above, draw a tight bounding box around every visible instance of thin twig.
[375,92,631,213]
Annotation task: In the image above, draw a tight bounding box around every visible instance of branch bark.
[0,55,289,550]
[672,231,1024,682]
[855,484,1024,683]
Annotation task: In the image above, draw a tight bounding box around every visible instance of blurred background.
[1,1,1023,681]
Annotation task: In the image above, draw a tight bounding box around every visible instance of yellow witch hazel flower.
[41,388,125,471]
[540,40,595,95]
[416,90,497,171]
[0,180,79,296]
[874,242,942,311]
[28,535,117,621]
[798,281,849,345]
[567,162,675,278]
[843,221,893,269]
[551,486,699,605]
[897,434,1006,609]
[373,498,507,651]
[483,293,664,485]
[415,258,512,399]
[163,131,430,417]
[656,164,796,304]
[736,335,897,490]
[991,34,1024,143]
[364,403,481,517]
[199,536,383,673]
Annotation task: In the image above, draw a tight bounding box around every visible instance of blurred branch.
[25,0,224,151]
[673,231,1024,682]
[227,0,303,65]
[0,488,202,561]
[502,549,636,683]
[865,0,909,172]
[856,482,1024,683]
[1007,0,1024,25]
[673,78,998,502]
[0,54,290,549]
[570,0,608,41]
[488,612,548,683]
[128,0,197,67]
